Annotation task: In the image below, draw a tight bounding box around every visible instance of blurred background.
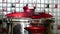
[0,0,60,34]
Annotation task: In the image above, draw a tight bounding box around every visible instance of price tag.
[2,8,7,12]
[15,0,20,4]
[46,4,49,8]
[57,25,60,30]
[2,0,6,3]
[54,4,58,8]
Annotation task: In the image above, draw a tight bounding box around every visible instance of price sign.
[2,8,7,12]
[2,0,6,3]
[15,0,20,4]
